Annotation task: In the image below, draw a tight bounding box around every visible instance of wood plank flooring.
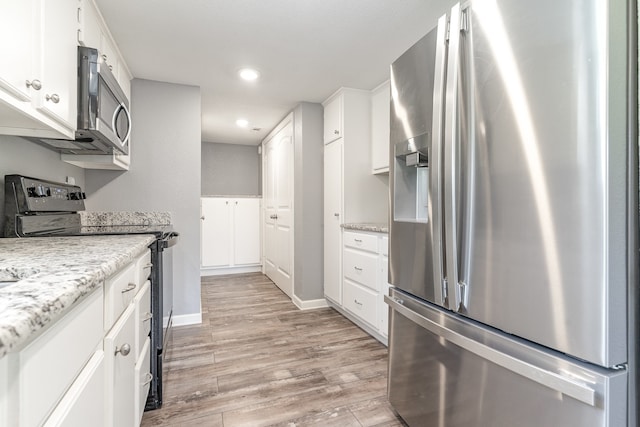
[141,272,406,427]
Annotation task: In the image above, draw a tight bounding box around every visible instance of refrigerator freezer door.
[450,0,629,366]
[389,16,446,306]
[386,288,627,427]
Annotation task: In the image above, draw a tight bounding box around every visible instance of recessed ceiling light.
[236,119,249,128]
[239,68,260,81]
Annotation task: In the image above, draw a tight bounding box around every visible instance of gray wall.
[292,102,324,301]
[85,79,202,320]
[0,135,86,234]
[201,142,261,196]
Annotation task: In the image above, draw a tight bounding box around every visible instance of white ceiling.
[94,0,452,145]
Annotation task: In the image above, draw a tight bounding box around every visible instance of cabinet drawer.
[104,261,136,330]
[343,280,378,327]
[20,290,103,427]
[134,280,151,360]
[135,250,152,288]
[43,350,105,427]
[343,231,378,253]
[343,247,379,291]
[134,338,152,426]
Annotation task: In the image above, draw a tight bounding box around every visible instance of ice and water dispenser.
[394,133,429,223]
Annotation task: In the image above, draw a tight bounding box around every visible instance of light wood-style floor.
[141,272,406,427]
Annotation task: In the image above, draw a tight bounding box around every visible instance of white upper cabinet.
[323,92,343,144]
[0,0,78,139]
[0,1,36,103]
[371,80,390,174]
[39,0,79,128]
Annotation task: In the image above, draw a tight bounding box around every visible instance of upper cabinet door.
[323,92,343,144]
[371,80,391,174]
[38,0,78,128]
[0,0,37,102]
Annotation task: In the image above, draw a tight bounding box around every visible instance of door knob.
[115,343,131,356]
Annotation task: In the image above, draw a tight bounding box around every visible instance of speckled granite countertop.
[341,223,389,233]
[80,211,172,226]
[0,234,156,359]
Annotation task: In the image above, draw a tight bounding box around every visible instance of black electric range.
[3,174,176,410]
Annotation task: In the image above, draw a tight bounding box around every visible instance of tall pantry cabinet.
[322,88,389,305]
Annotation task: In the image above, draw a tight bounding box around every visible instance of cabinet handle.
[102,54,108,61]
[200,216,205,220]
[109,65,113,71]
[354,299,363,306]
[143,372,153,386]
[121,283,136,293]
[143,312,153,322]
[25,79,42,90]
[334,130,339,135]
[115,343,131,356]
[46,94,60,103]
[270,214,278,220]
[354,266,363,271]
[354,239,362,243]
[334,213,339,218]
[235,201,238,205]
[144,262,153,269]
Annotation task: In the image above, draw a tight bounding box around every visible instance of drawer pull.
[121,283,136,293]
[144,263,153,269]
[354,266,363,271]
[354,239,363,243]
[115,343,131,356]
[143,372,153,386]
[354,299,363,306]
[142,312,153,322]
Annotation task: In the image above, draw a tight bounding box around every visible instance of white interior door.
[262,121,294,298]
[263,140,278,279]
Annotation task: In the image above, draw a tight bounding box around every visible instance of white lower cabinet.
[329,229,390,344]
[105,305,136,427]
[0,249,151,427]
[343,279,378,327]
[201,197,261,273]
[134,338,152,426]
[44,351,105,427]
[21,289,104,427]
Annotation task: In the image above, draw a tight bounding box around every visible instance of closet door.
[263,120,294,297]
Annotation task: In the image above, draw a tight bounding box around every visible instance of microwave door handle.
[113,103,132,146]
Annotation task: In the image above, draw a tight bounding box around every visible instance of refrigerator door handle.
[385,295,597,407]
[429,13,449,306]
[443,3,465,311]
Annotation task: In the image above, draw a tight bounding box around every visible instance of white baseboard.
[165,312,202,328]
[292,294,329,310]
[200,265,262,276]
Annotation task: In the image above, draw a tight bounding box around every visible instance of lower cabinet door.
[43,351,105,427]
[105,305,136,427]
[134,338,152,425]
[343,279,378,327]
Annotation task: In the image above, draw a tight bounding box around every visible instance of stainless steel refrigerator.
[386,1,638,426]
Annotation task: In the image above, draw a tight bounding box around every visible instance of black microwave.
[28,46,131,155]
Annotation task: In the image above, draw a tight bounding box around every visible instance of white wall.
[85,79,202,322]
[0,135,86,235]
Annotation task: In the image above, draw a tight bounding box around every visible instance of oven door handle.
[162,231,179,249]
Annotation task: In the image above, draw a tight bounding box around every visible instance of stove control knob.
[29,185,49,197]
